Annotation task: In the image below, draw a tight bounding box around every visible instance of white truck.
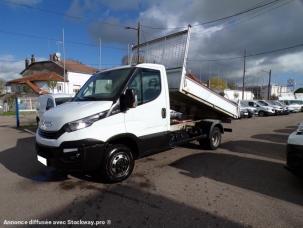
[36,29,239,182]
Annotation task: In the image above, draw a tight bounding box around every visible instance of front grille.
[38,128,65,139]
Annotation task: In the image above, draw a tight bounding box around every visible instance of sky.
[0,0,303,89]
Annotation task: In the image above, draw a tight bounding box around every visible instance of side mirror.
[120,89,137,111]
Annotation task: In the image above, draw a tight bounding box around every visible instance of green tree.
[227,81,237,90]
[209,77,228,91]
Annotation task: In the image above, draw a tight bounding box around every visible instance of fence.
[18,97,37,112]
[15,96,38,128]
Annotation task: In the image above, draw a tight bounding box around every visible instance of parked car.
[36,93,73,125]
[280,100,302,113]
[266,100,289,115]
[239,100,257,117]
[286,122,303,176]
[247,100,275,117]
[239,107,249,118]
[257,100,283,115]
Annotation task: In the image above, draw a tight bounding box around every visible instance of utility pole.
[137,21,140,63]
[125,21,140,64]
[242,49,246,100]
[267,69,272,100]
[62,28,66,93]
[99,38,102,71]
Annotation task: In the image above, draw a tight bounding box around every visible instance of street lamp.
[125,21,140,63]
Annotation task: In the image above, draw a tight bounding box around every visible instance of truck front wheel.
[100,144,134,183]
[199,127,221,150]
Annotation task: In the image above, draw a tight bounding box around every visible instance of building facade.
[244,85,289,100]
[7,53,96,96]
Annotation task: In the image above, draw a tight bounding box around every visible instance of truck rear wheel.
[100,144,134,183]
[199,127,221,150]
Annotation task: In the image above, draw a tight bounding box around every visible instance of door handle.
[161,108,166,118]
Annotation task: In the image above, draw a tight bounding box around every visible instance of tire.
[258,111,265,117]
[199,127,222,150]
[100,144,134,183]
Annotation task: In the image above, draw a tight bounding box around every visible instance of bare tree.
[47,80,58,93]
[0,79,5,94]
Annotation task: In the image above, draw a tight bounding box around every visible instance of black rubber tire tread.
[199,127,221,150]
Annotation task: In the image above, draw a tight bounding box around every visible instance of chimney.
[30,54,35,64]
[49,54,53,61]
[25,58,30,68]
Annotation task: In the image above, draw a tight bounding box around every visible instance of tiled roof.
[25,81,48,94]
[8,72,64,84]
[7,72,64,95]
[57,60,97,74]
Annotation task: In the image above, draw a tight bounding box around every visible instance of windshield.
[55,97,71,106]
[74,68,134,101]
[257,101,269,106]
[289,100,303,105]
[240,100,249,107]
[273,101,283,106]
[267,100,276,105]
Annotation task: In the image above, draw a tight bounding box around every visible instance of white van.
[36,94,73,125]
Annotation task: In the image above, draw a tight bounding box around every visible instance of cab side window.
[46,98,54,110]
[142,69,161,103]
[128,69,161,105]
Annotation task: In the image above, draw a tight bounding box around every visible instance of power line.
[1,0,130,28]
[218,0,294,31]
[3,0,287,32]
[0,29,127,50]
[141,0,286,30]
[188,42,303,62]
[2,0,81,20]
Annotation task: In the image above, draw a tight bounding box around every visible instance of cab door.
[124,68,169,155]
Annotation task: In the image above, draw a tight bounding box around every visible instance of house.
[7,53,97,96]
[295,88,303,100]
[224,89,255,101]
[243,85,289,99]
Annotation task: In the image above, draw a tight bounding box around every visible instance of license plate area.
[37,155,47,166]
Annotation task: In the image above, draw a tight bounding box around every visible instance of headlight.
[297,123,303,135]
[65,111,107,132]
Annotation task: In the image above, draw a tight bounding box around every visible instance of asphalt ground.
[0,113,303,227]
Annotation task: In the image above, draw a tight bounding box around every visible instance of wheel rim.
[211,132,220,147]
[108,152,130,178]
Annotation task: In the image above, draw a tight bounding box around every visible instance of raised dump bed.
[132,27,239,120]
[167,68,239,120]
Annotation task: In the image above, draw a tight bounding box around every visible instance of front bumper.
[265,111,275,116]
[286,144,303,175]
[36,139,105,172]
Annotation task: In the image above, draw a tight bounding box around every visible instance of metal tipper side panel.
[132,27,239,119]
